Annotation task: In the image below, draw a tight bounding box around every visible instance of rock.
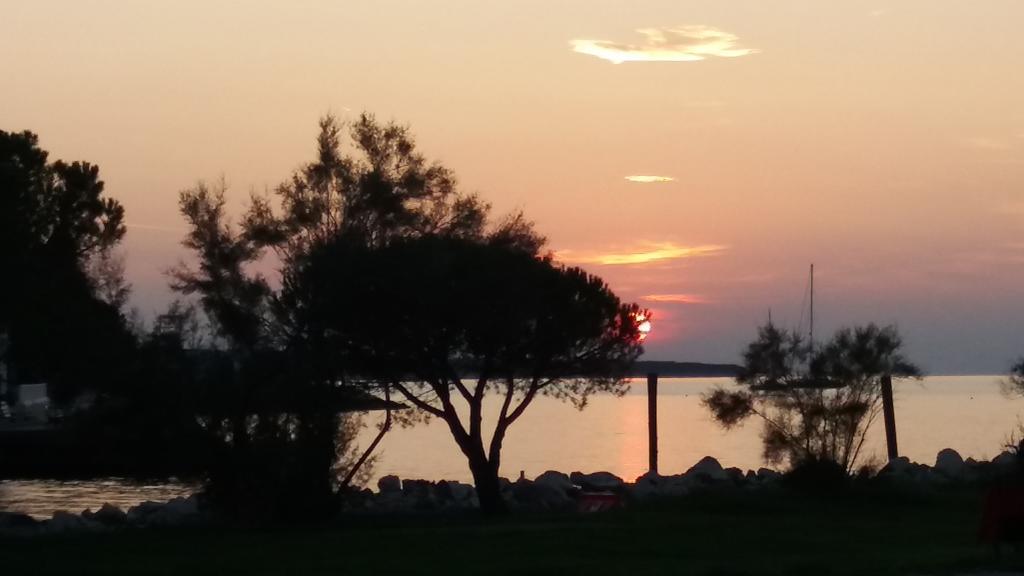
[142,496,201,527]
[401,479,433,497]
[377,475,402,493]
[631,471,663,500]
[126,500,165,525]
[878,456,912,476]
[534,470,573,493]
[48,510,88,533]
[0,512,37,535]
[685,456,727,482]
[630,472,689,500]
[724,467,746,484]
[511,481,573,511]
[84,503,127,527]
[934,448,965,477]
[436,481,475,502]
[570,471,625,491]
[756,468,782,482]
[993,451,1019,467]
[449,482,475,502]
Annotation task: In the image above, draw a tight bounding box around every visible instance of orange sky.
[2,1,1023,373]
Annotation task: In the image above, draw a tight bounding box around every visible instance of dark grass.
[3,485,1022,576]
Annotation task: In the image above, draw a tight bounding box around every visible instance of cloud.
[557,243,725,266]
[641,294,707,304]
[571,26,758,64]
[625,175,674,183]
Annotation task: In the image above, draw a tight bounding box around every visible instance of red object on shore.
[577,491,621,513]
[980,485,1024,542]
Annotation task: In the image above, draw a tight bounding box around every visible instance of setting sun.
[633,312,653,341]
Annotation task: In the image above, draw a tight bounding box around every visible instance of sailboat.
[751,264,841,391]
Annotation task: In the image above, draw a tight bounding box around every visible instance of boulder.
[130,497,201,528]
[685,456,727,482]
[570,471,625,491]
[47,510,88,533]
[87,503,128,527]
[878,456,912,476]
[934,448,965,478]
[993,451,1019,468]
[401,479,434,497]
[0,511,37,535]
[126,500,165,525]
[724,467,746,484]
[534,470,574,493]
[630,472,690,500]
[436,481,475,502]
[756,468,782,482]
[448,482,475,502]
[377,475,402,493]
[511,481,573,511]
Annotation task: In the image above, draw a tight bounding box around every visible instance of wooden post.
[648,372,658,474]
[880,373,899,461]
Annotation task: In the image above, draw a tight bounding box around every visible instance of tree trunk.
[468,455,506,516]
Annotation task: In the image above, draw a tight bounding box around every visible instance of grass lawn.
[2,485,1021,575]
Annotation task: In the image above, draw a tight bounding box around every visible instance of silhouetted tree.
[704,323,920,473]
[1009,359,1024,394]
[173,113,641,516]
[290,235,645,515]
[244,113,488,263]
[0,130,132,404]
[170,114,492,520]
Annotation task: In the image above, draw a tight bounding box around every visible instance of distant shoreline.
[630,362,1008,379]
[629,361,742,378]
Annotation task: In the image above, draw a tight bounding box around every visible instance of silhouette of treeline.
[1,116,646,520]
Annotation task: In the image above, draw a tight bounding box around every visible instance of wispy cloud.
[557,243,725,266]
[625,175,674,183]
[641,294,707,304]
[571,26,758,64]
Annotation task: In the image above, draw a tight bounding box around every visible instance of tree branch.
[392,381,444,418]
[340,386,393,488]
[488,377,517,463]
[505,375,542,427]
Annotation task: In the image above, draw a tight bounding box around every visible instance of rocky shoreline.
[2,447,1019,536]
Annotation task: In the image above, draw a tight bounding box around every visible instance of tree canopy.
[171,113,644,516]
[0,130,132,403]
[289,234,645,513]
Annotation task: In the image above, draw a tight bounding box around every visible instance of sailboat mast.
[809,264,814,348]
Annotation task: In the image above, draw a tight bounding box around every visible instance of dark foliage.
[289,234,645,514]
[705,323,921,473]
[0,130,133,405]
[169,114,494,521]
[782,458,850,493]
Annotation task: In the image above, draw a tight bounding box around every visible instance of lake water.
[360,375,1024,483]
[3,375,1022,518]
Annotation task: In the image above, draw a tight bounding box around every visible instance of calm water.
[2,375,1021,518]
[0,480,195,520]
[361,375,1024,483]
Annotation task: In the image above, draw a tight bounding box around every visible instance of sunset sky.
[3,1,1023,374]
